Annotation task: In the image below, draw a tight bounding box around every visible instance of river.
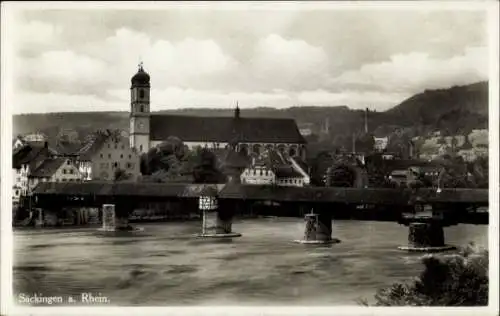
[13,218,488,306]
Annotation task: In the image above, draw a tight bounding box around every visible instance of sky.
[6,3,491,114]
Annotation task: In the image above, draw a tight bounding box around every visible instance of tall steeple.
[129,62,151,153]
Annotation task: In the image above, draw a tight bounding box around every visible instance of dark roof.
[30,158,67,178]
[32,182,225,198]
[131,66,150,87]
[150,115,306,144]
[12,144,51,170]
[54,142,83,156]
[222,149,250,170]
[77,132,113,160]
[218,185,411,204]
[255,149,303,178]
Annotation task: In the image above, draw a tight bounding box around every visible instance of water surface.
[14,218,487,305]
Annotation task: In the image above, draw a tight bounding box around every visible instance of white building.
[240,149,310,187]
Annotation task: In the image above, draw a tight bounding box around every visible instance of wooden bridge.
[30,181,489,251]
[32,181,488,206]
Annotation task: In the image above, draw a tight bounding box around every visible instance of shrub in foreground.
[360,244,488,306]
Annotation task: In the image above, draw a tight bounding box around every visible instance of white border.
[1,1,499,316]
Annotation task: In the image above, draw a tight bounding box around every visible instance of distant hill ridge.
[13,81,488,146]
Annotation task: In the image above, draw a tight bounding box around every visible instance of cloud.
[332,46,488,93]
[249,34,330,91]
[14,91,125,114]
[16,20,62,48]
[9,9,490,114]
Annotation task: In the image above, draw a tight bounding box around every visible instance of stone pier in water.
[100,204,135,232]
[294,211,341,244]
[398,203,456,252]
[195,195,241,238]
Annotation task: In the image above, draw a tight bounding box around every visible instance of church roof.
[149,115,306,144]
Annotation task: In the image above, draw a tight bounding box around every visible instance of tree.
[113,168,130,181]
[192,148,226,184]
[141,136,186,175]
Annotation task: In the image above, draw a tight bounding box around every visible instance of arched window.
[139,89,145,99]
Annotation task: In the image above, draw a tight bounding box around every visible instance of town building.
[12,143,82,204]
[28,157,82,191]
[374,137,388,152]
[240,149,310,187]
[77,131,141,181]
[78,131,141,181]
[12,142,52,204]
[128,64,307,158]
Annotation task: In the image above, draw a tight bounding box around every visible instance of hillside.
[13,81,489,148]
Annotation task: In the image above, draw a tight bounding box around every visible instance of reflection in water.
[14,219,487,306]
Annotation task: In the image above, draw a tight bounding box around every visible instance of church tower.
[129,62,151,153]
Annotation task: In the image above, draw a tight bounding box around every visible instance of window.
[122,145,124,150]
[126,163,131,169]
[70,169,74,174]
[62,179,66,182]
[63,169,67,174]
[100,153,103,158]
[128,154,132,159]
[140,105,144,112]
[114,162,118,168]
[139,89,145,99]
[259,169,263,176]
[120,154,123,159]
[108,154,111,159]
[67,160,71,165]
[139,145,143,152]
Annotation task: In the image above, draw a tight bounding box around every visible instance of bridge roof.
[32,182,488,205]
[218,185,412,204]
[33,182,224,198]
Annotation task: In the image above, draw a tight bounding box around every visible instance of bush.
[361,243,488,306]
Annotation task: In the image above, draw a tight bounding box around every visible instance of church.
[129,64,307,159]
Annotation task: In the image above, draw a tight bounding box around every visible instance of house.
[240,149,310,187]
[12,143,82,202]
[28,157,82,190]
[127,64,307,158]
[78,131,141,181]
[374,137,388,152]
[12,142,52,201]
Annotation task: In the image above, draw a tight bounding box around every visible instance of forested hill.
[13,81,488,145]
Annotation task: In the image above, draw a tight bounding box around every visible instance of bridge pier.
[294,209,341,244]
[398,204,456,252]
[99,204,136,232]
[195,196,241,238]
